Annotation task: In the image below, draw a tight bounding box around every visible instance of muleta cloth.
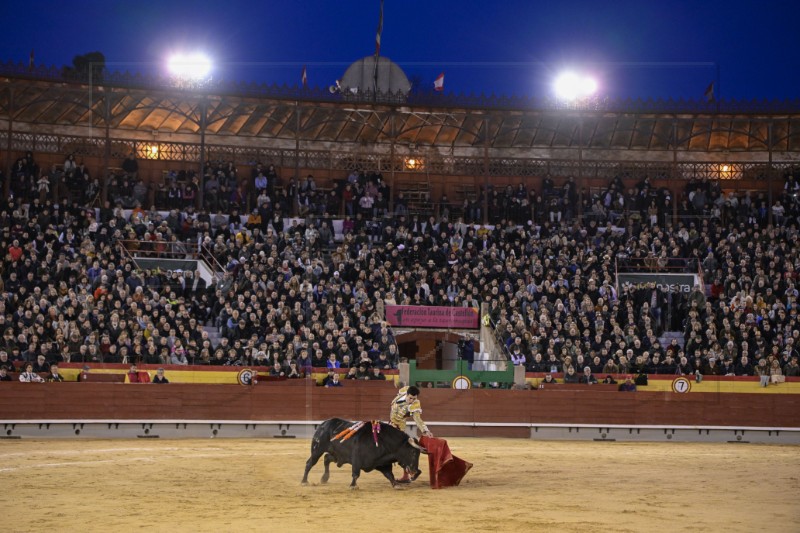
[418,436,473,489]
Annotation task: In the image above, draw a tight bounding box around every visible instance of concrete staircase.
[658,331,685,350]
[471,340,500,371]
[204,325,223,348]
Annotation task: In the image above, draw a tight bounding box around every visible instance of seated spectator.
[374,352,394,370]
[127,363,150,383]
[269,362,285,377]
[170,345,189,366]
[538,373,558,387]
[600,357,618,374]
[509,346,526,366]
[320,370,337,387]
[325,373,343,387]
[784,357,800,377]
[618,375,637,392]
[152,368,170,384]
[0,351,16,372]
[579,367,598,385]
[31,354,50,374]
[563,366,579,383]
[368,366,386,380]
[0,367,12,381]
[19,363,45,383]
[355,362,371,380]
[754,358,770,387]
[286,361,302,379]
[770,359,784,384]
[46,364,65,382]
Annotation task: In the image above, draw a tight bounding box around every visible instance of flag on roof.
[704,81,714,102]
[302,65,307,88]
[434,72,445,92]
[375,0,384,57]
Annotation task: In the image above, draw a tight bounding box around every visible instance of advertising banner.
[385,305,479,329]
[616,273,700,294]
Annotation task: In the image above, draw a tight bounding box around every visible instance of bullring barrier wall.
[2,381,800,443]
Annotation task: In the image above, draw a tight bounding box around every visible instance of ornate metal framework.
[0,130,793,181]
[1,64,799,186]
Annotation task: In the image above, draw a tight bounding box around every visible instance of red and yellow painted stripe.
[525,373,800,394]
[58,364,399,385]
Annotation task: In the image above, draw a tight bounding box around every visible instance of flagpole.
[715,62,720,114]
[373,0,384,100]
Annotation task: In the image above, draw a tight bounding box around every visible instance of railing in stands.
[616,256,700,274]
[3,129,797,181]
[198,243,226,282]
[119,239,200,259]
[117,240,140,269]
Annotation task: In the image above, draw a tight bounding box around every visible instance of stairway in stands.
[204,325,223,348]
[473,339,502,371]
[658,331,685,350]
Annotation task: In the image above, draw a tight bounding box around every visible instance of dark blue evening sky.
[1,0,797,101]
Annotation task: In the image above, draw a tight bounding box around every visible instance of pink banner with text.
[385,306,479,329]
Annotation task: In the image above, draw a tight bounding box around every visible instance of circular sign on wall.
[237,368,255,386]
[671,377,692,393]
[452,376,472,389]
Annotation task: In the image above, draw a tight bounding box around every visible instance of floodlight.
[168,53,212,81]
[553,71,598,101]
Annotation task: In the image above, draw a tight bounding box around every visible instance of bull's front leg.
[376,465,397,487]
[321,453,334,484]
[350,463,361,490]
[302,437,326,486]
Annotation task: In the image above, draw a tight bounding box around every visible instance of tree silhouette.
[62,52,106,82]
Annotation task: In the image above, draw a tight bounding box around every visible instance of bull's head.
[397,437,427,473]
[408,437,428,454]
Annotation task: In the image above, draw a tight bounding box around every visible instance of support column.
[102,93,111,204]
[577,114,584,219]
[482,116,490,224]
[398,361,410,388]
[294,101,301,216]
[389,112,395,214]
[513,364,526,388]
[4,84,13,199]
[768,121,773,226]
[672,120,678,226]
[198,97,207,209]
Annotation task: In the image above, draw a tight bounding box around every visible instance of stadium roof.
[2,62,800,154]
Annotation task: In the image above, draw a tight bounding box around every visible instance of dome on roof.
[339,56,410,96]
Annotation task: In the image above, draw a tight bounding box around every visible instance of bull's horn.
[408,438,428,454]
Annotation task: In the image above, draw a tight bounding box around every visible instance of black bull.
[302,418,426,489]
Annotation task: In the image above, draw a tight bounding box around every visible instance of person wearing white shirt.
[19,363,45,383]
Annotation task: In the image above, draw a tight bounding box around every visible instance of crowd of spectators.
[2,150,800,387]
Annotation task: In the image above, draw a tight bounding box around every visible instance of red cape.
[419,436,473,489]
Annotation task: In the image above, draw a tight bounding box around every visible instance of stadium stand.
[2,142,800,390]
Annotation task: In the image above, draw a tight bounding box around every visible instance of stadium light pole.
[553,71,598,219]
[167,53,213,208]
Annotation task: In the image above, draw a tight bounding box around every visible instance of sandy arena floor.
[2,438,799,532]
